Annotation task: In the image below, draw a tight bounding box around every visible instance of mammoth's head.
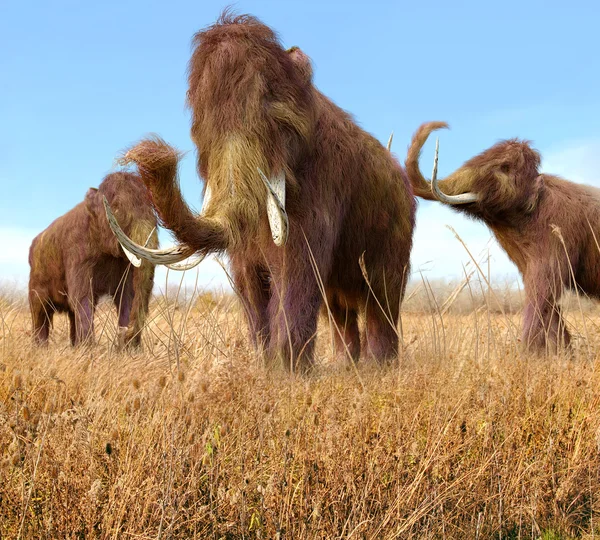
[187,12,315,184]
[406,122,544,225]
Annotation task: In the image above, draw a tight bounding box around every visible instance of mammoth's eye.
[499,164,510,174]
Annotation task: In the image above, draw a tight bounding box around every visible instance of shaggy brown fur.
[406,121,600,353]
[120,13,416,371]
[29,172,158,347]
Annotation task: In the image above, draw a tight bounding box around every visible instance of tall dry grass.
[1,275,600,539]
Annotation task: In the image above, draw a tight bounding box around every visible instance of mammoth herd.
[29,12,600,370]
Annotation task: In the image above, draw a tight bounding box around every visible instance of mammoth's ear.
[525,174,545,213]
[287,46,313,84]
[85,187,99,214]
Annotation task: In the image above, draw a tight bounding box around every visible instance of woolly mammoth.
[106,13,416,370]
[406,121,600,353]
[28,171,161,348]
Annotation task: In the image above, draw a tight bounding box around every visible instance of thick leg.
[67,267,95,346]
[68,310,77,346]
[522,265,570,353]
[114,271,135,347]
[70,296,94,345]
[362,267,403,364]
[126,262,155,348]
[326,292,360,362]
[230,255,271,351]
[364,299,399,363]
[267,235,334,372]
[30,293,52,345]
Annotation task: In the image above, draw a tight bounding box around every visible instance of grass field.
[1,278,600,539]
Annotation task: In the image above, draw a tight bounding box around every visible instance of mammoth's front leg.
[30,292,53,345]
[123,263,154,348]
[267,234,334,372]
[522,264,570,353]
[67,267,95,346]
[230,254,271,351]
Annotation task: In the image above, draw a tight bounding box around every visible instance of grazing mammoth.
[406,121,600,353]
[107,13,416,370]
[28,171,159,347]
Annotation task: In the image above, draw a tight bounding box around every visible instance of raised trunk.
[405,121,448,200]
[121,137,230,255]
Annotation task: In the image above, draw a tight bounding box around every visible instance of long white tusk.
[201,184,212,213]
[121,227,157,267]
[386,132,394,152]
[104,197,197,265]
[257,168,288,246]
[431,138,479,205]
[165,254,206,271]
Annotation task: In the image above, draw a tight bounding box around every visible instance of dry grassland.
[1,279,600,539]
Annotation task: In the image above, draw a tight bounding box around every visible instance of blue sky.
[2,0,599,291]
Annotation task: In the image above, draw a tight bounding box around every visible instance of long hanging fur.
[122,12,416,370]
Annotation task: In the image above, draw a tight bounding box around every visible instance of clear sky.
[1,0,599,293]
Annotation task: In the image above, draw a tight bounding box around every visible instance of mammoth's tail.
[405,121,449,200]
[119,136,229,255]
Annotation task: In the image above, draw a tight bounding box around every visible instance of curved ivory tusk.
[165,254,206,271]
[121,246,142,267]
[120,226,158,267]
[103,197,197,265]
[201,184,212,212]
[431,138,479,205]
[257,168,289,246]
[386,132,394,152]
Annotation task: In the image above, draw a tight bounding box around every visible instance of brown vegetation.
[2,277,600,538]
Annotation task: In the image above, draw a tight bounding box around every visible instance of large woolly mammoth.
[28,171,160,347]
[406,121,600,353]
[107,13,416,370]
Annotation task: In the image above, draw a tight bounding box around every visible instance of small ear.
[525,174,545,213]
[287,46,313,83]
[85,187,99,215]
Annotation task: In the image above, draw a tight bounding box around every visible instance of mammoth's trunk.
[405,121,449,200]
[405,121,479,205]
[121,137,229,255]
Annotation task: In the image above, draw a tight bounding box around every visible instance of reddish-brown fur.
[29,172,158,347]
[121,13,416,370]
[406,121,600,353]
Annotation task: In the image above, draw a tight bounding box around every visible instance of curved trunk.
[405,122,479,204]
[121,137,230,255]
[405,121,449,200]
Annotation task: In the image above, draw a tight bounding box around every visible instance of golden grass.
[1,281,600,539]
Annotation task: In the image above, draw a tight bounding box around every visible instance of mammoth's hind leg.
[68,310,77,345]
[522,264,570,354]
[362,282,401,364]
[230,256,271,351]
[30,294,53,345]
[326,292,360,363]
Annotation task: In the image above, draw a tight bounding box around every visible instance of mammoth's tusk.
[201,184,212,213]
[103,197,197,265]
[165,254,206,271]
[386,132,394,152]
[121,246,142,267]
[121,228,153,267]
[431,138,479,205]
[257,168,289,246]
[120,226,158,267]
